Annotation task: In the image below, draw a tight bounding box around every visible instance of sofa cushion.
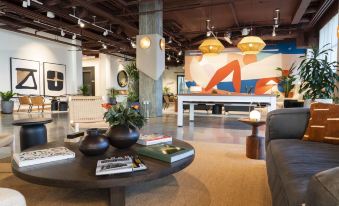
[268,139,339,205]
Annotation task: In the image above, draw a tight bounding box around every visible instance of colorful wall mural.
[184,42,306,95]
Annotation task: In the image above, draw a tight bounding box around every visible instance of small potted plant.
[79,85,90,96]
[276,63,297,98]
[104,104,145,149]
[297,45,339,107]
[0,91,16,114]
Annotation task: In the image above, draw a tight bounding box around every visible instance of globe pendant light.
[199,37,225,55]
[237,36,266,55]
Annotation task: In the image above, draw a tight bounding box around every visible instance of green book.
[137,144,194,163]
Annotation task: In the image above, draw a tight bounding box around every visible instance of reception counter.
[177,94,276,126]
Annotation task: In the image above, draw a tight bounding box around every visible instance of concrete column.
[138,0,163,117]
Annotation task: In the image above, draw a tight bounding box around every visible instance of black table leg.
[20,124,47,150]
[109,187,125,206]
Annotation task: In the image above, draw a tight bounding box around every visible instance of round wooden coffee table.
[12,139,194,206]
[238,118,266,160]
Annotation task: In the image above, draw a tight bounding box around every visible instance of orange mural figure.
[204,60,241,92]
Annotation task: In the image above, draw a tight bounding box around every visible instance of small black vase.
[106,125,140,149]
[79,128,110,156]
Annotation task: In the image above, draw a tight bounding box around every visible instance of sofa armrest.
[306,167,339,206]
[265,108,310,147]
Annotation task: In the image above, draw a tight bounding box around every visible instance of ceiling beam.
[229,2,240,27]
[72,0,138,34]
[292,0,312,24]
[2,1,129,50]
[309,0,336,27]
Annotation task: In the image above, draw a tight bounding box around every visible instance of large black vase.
[79,128,110,156]
[106,125,140,149]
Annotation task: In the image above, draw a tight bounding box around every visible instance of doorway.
[83,67,95,96]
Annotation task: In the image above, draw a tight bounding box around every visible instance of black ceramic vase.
[106,125,140,149]
[79,128,110,156]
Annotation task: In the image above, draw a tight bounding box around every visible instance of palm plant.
[0,91,16,101]
[298,45,339,100]
[276,63,297,98]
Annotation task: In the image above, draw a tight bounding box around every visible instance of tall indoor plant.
[104,104,145,149]
[276,64,297,98]
[124,61,139,103]
[297,45,339,106]
[0,91,16,114]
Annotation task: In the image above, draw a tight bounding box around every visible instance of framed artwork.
[43,62,66,96]
[10,57,41,95]
[117,70,128,88]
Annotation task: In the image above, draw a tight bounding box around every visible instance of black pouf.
[212,104,223,114]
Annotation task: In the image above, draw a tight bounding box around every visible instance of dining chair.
[17,96,31,112]
[30,96,49,113]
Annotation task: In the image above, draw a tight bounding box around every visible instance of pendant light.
[237,36,266,55]
[199,37,225,55]
[237,0,266,55]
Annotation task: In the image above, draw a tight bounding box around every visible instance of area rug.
[0,141,271,206]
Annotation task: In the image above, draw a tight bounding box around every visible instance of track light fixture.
[176,59,180,63]
[130,41,136,48]
[168,37,172,44]
[102,44,107,49]
[167,55,171,61]
[103,30,108,36]
[178,50,183,56]
[60,29,65,37]
[22,1,28,8]
[72,33,77,40]
[78,19,85,28]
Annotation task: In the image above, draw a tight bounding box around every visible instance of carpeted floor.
[0,141,271,206]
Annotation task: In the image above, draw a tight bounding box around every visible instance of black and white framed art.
[43,62,66,96]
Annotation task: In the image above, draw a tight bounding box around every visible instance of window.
[319,13,338,72]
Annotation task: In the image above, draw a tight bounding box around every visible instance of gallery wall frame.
[117,70,128,88]
[10,57,41,96]
[43,62,67,97]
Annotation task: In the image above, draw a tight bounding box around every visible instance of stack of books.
[95,155,147,176]
[13,147,75,167]
[137,134,172,146]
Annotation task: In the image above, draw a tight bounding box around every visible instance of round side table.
[238,118,266,160]
[12,118,53,150]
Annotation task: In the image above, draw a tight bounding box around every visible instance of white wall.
[0,28,82,95]
[162,66,185,94]
[82,54,129,97]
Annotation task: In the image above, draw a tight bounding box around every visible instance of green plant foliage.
[107,87,119,99]
[104,104,145,129]
[163,86,170,95]
[79,85,90,96]
[127,91,139,103]
[125,61,139,81]
[0,91,16,101]
[276,63,297,98]
[298,44,339,100]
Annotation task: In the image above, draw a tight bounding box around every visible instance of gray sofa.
[265,108,339,206]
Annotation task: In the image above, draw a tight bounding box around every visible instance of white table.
[177,94,277,127]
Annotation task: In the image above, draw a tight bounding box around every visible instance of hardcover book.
[137,134,172,146]
[96,155,147,176]
[13,147,75,167]
[137,144,194,163]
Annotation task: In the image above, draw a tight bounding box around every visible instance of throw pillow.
[323,104,339,144]
[303,103,330,142]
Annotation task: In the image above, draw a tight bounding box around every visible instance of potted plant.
[125,62,139,100]
[104,104,145,149]
[0,91,16,114]
[297,45,339,107]
[163,86,170,95]
[79,85,90,96]
[276,63,297,98]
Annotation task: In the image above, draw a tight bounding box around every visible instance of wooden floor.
[0,110,266,153]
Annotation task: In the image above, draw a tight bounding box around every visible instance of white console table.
[177,94,277,127]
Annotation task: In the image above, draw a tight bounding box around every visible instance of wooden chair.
[17,96,31,112]
[30,96,49,113]
[68,96,108,132]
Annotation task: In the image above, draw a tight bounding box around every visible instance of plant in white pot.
[0,91,16,114]
[297,45,339,107]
